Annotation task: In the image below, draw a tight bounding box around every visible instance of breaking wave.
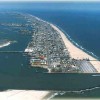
[55,24,100,60]
[47,86,100,100]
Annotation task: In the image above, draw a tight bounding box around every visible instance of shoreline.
[50,24,100,73]
[55,25,99,60]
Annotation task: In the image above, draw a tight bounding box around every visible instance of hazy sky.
[0,0,100,2]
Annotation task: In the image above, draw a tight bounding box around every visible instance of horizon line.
[1,0,100,2]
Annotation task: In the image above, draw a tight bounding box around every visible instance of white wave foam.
[47,92,60,100]
[47,86,100,99]
[56,24,99,59]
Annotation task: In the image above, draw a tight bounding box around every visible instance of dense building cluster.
[25,16,79,73]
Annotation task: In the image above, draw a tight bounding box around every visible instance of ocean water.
[28,10,100,59]
[0,2,100,99]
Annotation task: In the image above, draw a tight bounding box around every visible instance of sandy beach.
[0,90,53,100]
[50,24,100,72]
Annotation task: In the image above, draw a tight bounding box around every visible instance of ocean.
[0,2,100,99]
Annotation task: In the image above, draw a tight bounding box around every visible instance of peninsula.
[25,15,100,73]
